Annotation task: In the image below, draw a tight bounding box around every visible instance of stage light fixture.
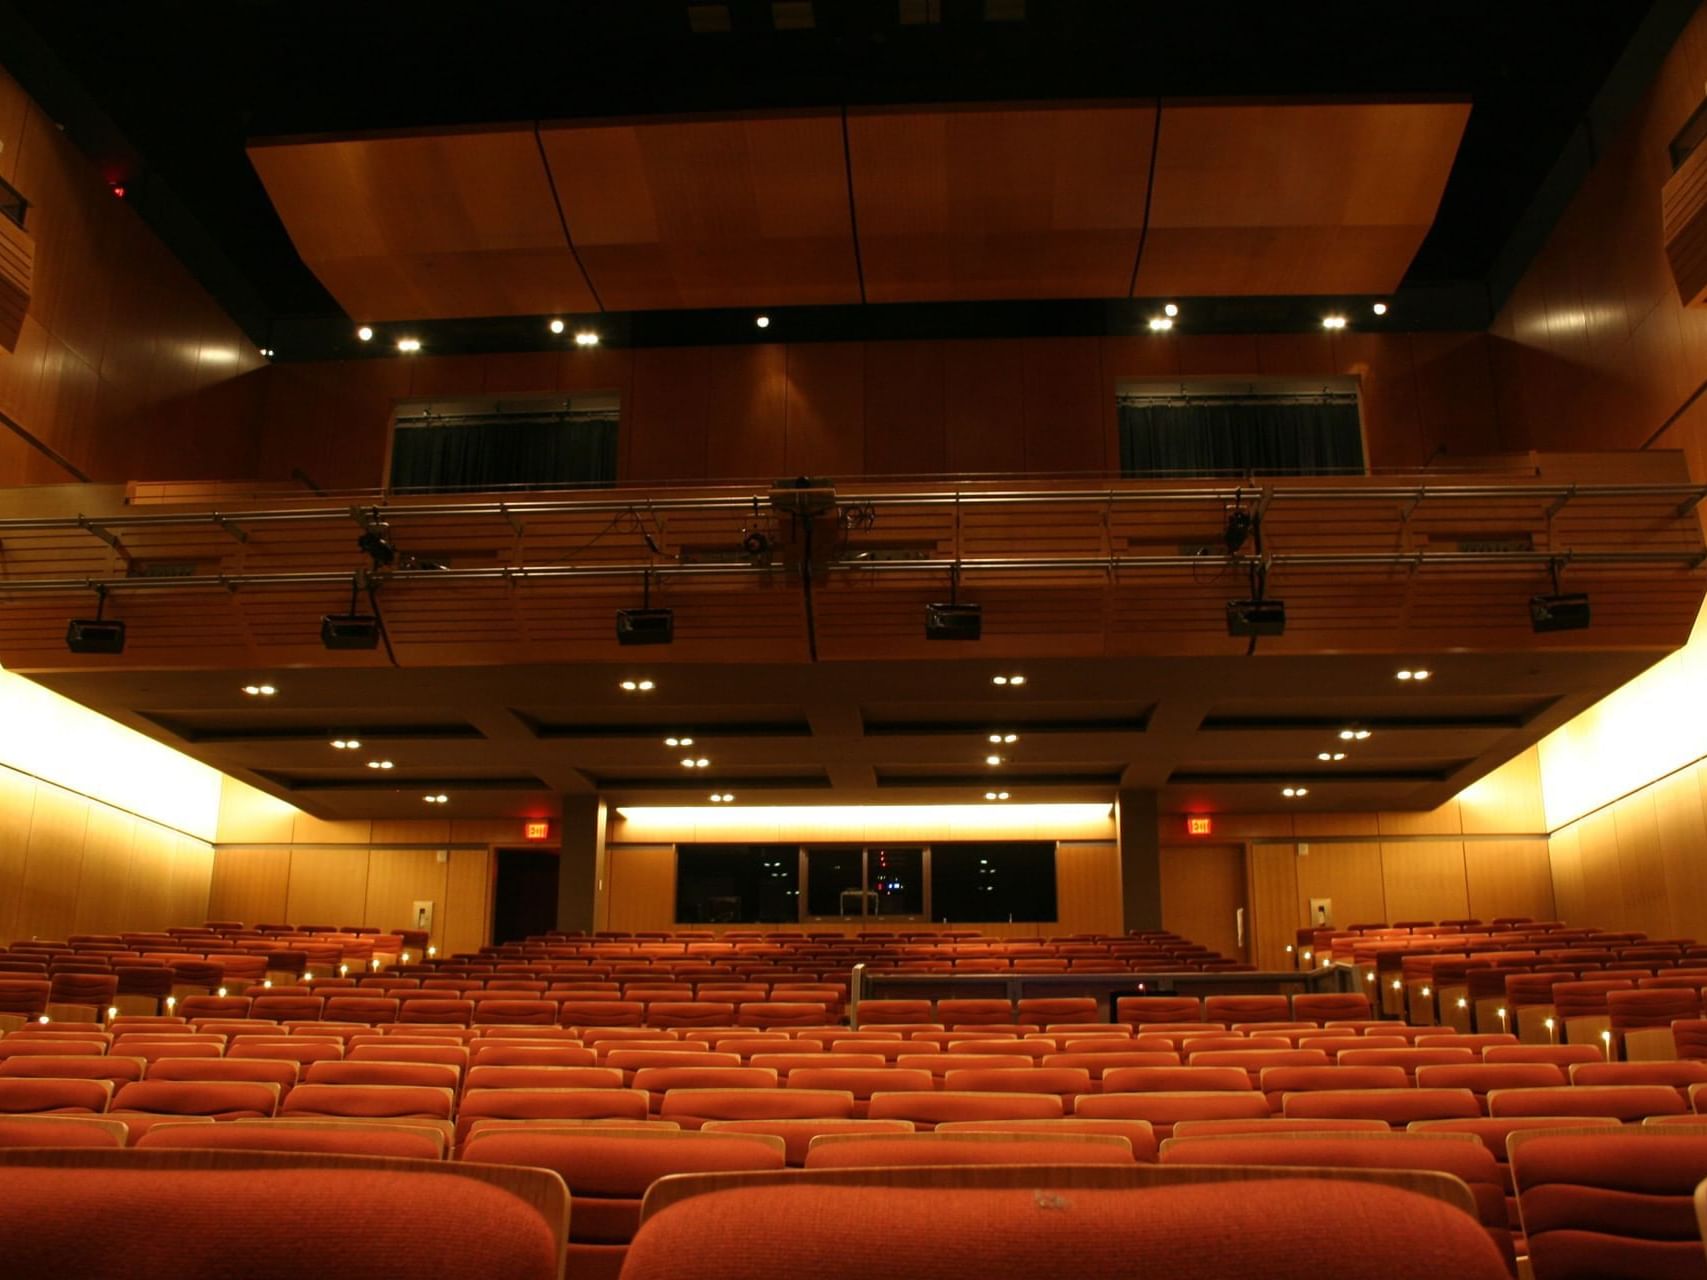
[321,614,381,650]
[241,684,277,697]
[1321,315,1347,330]
[548,318,565,334]
[1163,302,1179,317]
[617,607,675,645]
[396,337,421,353]
[1530,592,1591,633]
[1372,302,1388,316]
[925,602,982,640]
[1147,316,1173,332]
[1225,598,1286,636]
[574,331,600,347]
[66,587,124,654]
[356,326,373,342]
[755,315,770,328]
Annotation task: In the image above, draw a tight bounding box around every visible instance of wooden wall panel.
[1548,822,1587,929]
[1248,843,1300,970]
[19,786,87,942]
[604,845,676,933]
[1054,841,1123,937]
[863,342,947,477]
[72,805,136,937]
[623,347,710,484]
[284,848,371,929]
[1611,792,1668,933]
[1021,338,1105,476]
[168,834,213,929]
[364,849,450,942]
[1158,843,1246,960]
[1377,803,1462,838]
[206,847,290,927]
[440,849,492,957]
[1463,838,1555,923]
[1654,764,1707,940]
[944,340,1027,475]
[1573,809,1627,932]
[0,766,37,942]
[784,343,865,477]
[1458,748,1547,835]
[123,823,177,937]
[1380,840,1469,923]
[704,344,788,482]
[1293,841,1385,929]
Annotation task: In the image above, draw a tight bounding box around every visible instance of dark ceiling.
[0,0,1686,348]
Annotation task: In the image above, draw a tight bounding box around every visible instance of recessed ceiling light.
[622,679,656,692]
[1354,729,1371,740]
[259,348,275,358]
[356,326,373,342]
[330,739,362,750]
[984,790,1011,801]
[696,757,709,768]
[396,337,421,353]
[1317,751,1347,762]
[1321,315,1347,331]
[1396,669,1413,680]
[992,674,1025,687]
[1163,302,1179,318]
[1147,316,1173,332]
[1282,786,1308,798]
[1372,302,1388,316]
[710,792,735,803]
[574,331,600,347]
[985,754,1003,766]
[241,684,276,697]
[366,760,393,770]
[755,315,770,328]
[423,794,448,804]
[1410,669,1430,680]
[548,318,565,334]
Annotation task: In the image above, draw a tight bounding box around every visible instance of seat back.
[1281,1088,1480,1126]
[1510,1129,1707,1280]
[1487,1085,1686,1121]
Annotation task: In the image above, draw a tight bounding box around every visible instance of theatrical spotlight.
[66,588,124,654]
[617,608,675,646]
[925,602,982,641]
[357,525,396,567]
[1531,560,1590,633]
[741,528,772,564]
[1224,506,1254,553]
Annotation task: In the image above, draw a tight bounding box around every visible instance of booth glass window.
[675,844,799,924]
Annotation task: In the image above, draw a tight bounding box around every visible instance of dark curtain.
[389,413,618,493]
[1118,396,1364,478]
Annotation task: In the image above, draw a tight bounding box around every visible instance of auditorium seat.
[455,1088,651,1146]
[136,1118,447,1159]
[941,1066,1091,1103]
[0,1115,126,1148]
[1569,1060,1707,1099]
[463,1126,784,1280]
[560,1000,645,1028]
[1292,993,1373,1023]
[1116,996,1202,1026]
[107,1081,280,1140]
[1281,1088,1481,1126]
[279,1083,453,1123]
[469,1044,597,1069]
[1074,1091,1272,1139]
[1482,1044,1605,1068]
[788,1067,933,1117]
[147,1058,300,1092]
[805,1131,1136,1168]
[0,1078,112,1115]
[1016,998,1099,1025]
[619,1172,1513,1280]
[1258,1065,1409,1111]
[0,1149,567,1278]
[936,1116,1160,1159]
[853,1000,934,1025]
[1510,1129,1707,1280]
[1411,1116,1623,1237]
[1203,996,1291,1024]
[0,1054,145,1087]
[866,1090,1064,1130]
[1487,1084,1686,1121]
[661,1088,856,1129]
[306,1060,463,1090]
[1413,1063,1568,1111]
[702,1118,916,1165]
[1159,1132,1515,1272]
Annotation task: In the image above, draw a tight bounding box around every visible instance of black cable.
[365,577,400,668]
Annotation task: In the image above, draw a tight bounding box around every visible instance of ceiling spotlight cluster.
[984,754,1003,766]
[366,760,394,770]
[423,793,448,804]
[1281,786,1309,798]
[681,757,711,769]
[984,790,1011,801]
[574,331,600,347]
[396,337,421,353]
[1395,668,1432,681]
[1338,726,1372,742]
[241,683,277,697]
[1321,315,1348,331]
[664,736,695,747]
[708,792,736,803]
[991,674,1026,687]
[620,679,656,692]
[988,732,1018,744]
[1316,751,1347,762]
[330,738,362,750]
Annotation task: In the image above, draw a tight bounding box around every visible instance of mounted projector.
[320,613,381,650]
[616,607,675,646]
[65,618,126,654]
[1530,592,1591,633]
[1225,598,1287,637]
[769,476,837,518]
[925,602,982,641]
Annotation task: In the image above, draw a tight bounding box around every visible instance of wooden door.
[1158,843,1248,960]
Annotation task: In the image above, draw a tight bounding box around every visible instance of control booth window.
[929,842,1058,923]
[675,844,799,924]
[1118,377,1365,478]
[388,393,619,494]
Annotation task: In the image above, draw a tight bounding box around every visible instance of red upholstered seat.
[1171,1117,1390,1138]
[136,1120,445,1159]
[703,1118,915,1166]
[455,1088,650,1145]
[248,995,324,1021]
[789,1068,933,1117]
[1411,1116,1624,1235]
[395,998,473,1025]
[619,1176,1512,1279]
[936,1117,1159,1161]
[1016,998,1099,1025]
[735,1001,827,1028]
[472,998,558,1026]
[936,999,1016,1027]
[560,1000,646,1028]
[1281,1088,1481,1126]
[147,1058,300,1092]
[0,1115,124,1148]
[1482,1044,1604,1068]
[322,995,400,1025]
[1203,996,1291,1024]
[941,1067,1091,1102]
[1337,1046,1477,1080]
[1074,1091,1272,1139]
[1511,1130,1707,1280]
[1486,1084,1686,1121]
[464,1127,783,1280]
[1569,1061,1707,1097]
[1100,1066,1253,1093]
[305,1060,462,1090]
[0,1055,145,1087]
[469,1044,597,1069]
[0,1078,113,1115]
[854,1000,934,1025]
[1291,993,1373,1022]
[1258,1065,1409,1111]
[646,1002,736,1029]
[805,1132,1136,1168]
[279,1083,452,1121]
[1413,1063,1567,1110]
[661,1088,855,1129]
[1160,1133,1515,1271]
[1116,996,1202,1026]
[866,1090,1064,1131]
[0,1154,564,1278]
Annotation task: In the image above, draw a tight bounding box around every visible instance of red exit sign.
[1186,815,1213,836]
[523,821,551,841]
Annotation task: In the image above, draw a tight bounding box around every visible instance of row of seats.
[2,1107,1705,1279]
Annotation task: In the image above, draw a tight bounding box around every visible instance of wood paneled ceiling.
[248,100,1469,322]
